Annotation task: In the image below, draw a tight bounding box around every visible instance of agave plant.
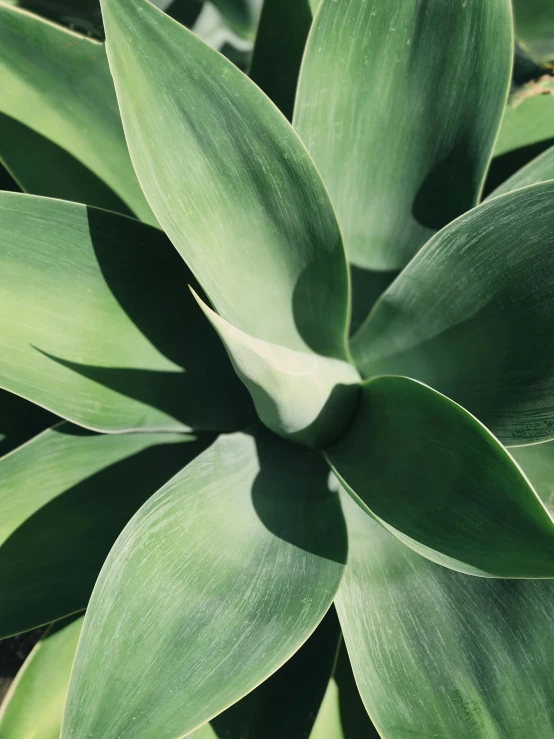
[2,0,554,736]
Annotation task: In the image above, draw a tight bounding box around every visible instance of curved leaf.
[100,0,350,359]
[0,615,83,739]
[0,389,56,458]
[326,376,554,578]
[487,144,554,198]
[336,492,554,738]
[249,0,313,121]
[211,0,260,39]
[195,293,359,447]
[0,3,154,222]
[352,181,554,445]
[294,0,512,271]
[510,441,554,515]
[0,422,207,636]
[0,192,252,432]
[62,428,346,738]
[513,0,554,62]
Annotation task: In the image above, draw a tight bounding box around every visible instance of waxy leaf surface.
[336,493,554,738]
[63,428,346,738]
[0,193,252,432]
[352,181,554,445]
[100,0,350,359]
[326,376,554,578]
[294,0,512,271]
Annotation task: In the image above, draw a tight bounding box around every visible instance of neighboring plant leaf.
[294,0,512,272]
[100,0,350,360]
[326,376,554,578]
[62,427,346,738]
[335,492,554,738]
[487,144,554,198]
[0,3,155,223]
[195,293,360,447]
[211,0,260,39]
[0,389,56,458]
[510,441,554,515]
[486,81,554,194]
[0,112,133,215]
[249,0,313,121]
[513,43,548,87]
[352,181,554,446]
[0,422,208,636]
[0,615,83,739]
[0,193,253,433]
[512,0,554,63]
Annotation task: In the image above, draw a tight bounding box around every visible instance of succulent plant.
[2,0,554,737]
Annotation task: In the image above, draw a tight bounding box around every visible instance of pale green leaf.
[100,0,350,359]
[510,440,554,515]
[336,492,554,738]
[0,192,252,432]
[294,0,512,271]
[63,428,346,738]
[194,292,360,447]
[0,615,83,739]
[0,2,155,222]
[326,376,554,578]
[0,422,207,636]
[352,181,554,445]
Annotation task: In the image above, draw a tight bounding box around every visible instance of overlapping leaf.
[336,493,554,738]
[100,0,350,359]
[0,193,252,432]
[63,428,345,738]
[326,376,554,577]
[352,181,554,445]
[512,0,554,62]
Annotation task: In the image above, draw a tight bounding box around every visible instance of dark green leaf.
[294,0,512,271]
[63,428,346,738]
[513,0,554,62]
[0,193,252,432]
[326,376,554,577]
[352,181,554,445]
[336,492,554,738]
[100,0,350,360]
[0,422,208,636]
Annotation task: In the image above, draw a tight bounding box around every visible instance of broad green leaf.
[0,112,133,215]
[195,293,360,447]
[352,181,554,446]
[0,389,56,458]
[0,615,83,739]
[63,428,346,738]
[486,83,554,194]
[249,0,313,121]
[510,441,554,514]
[336,492,554,738]
[100,0,350,360]
[0,3,155,222]
[487,144,554,198]
[0,422,207,636]
[191,609,340,739]
[294,0,512,272]
[326,376,554,578]
[0,193,252,432]
[513,0,554,62]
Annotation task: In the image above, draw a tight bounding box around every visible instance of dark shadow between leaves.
[334,641,381,738]
[0,389,57,458]
[349,265,399,337]
[483,139,554,197]
[250,428,347,565]
[0,429,211,636]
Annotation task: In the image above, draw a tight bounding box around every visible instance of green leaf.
[510,441,554,515]
[513,0,554,62]
[194,293,360,447]
[487,144,554,198]
[326,376,554,578]
[0,422,208,636]
[210,0,260,39]
[352,181,554,446]
[294,0,512,272]
[0,389,56,458]
[100,0,350,360]
[0,192,252,432]
[335,492,554,738]
[0,2,155,222]
[0,112,133,215]
[62,428,346,738]
[249,0,313,121]
[0,615,83,739]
